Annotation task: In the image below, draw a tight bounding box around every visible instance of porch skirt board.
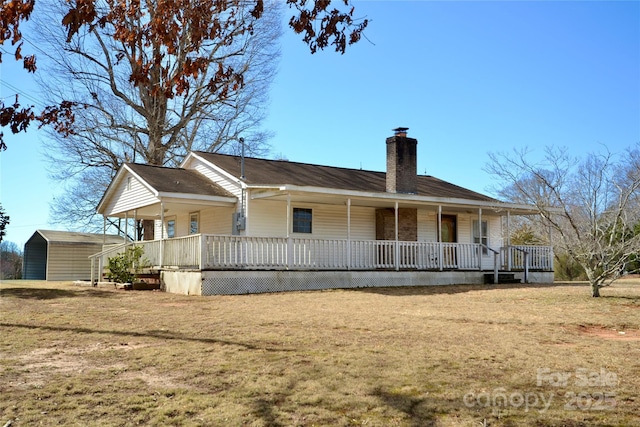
[159,270,552,296]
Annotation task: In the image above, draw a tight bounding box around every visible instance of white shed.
[23,230,123,281]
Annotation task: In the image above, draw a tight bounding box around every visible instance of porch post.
[100,215,106,283]
[394,201,399,271]
[347,198,351,270]
[133,210,137,242]
[159,202,164,268]
[506,211,512,271]
[478,208,482,270]
[286,193,292,269]
[548,224,554,271]
[438,205,443,271]
[199,234,205,270]
[124,212,128,244]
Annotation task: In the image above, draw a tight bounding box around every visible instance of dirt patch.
[3,341,153,390]
[576,325,640,341]
[118,369,194,390]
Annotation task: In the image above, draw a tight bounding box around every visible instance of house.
[23,230,124,281]
[92,128,553,295]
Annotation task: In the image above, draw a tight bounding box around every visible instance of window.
[293,208,312,233]
[126,177,132,191]
[473,220,488,254]
[189,212,199,235]
[166,218,176,238]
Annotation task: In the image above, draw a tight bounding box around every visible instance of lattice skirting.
[198,270,510,296]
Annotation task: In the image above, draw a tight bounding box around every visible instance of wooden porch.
[89,234,553,283]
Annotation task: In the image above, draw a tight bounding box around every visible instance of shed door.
[23,238,47,280]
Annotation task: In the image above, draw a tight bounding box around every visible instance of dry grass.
[1,279,639,426]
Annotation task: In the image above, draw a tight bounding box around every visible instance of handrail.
[481,244,500,284]
[89,242,129,258]
[509,245,530,283]
[480,244,499,255]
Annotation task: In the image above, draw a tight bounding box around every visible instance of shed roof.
[31,230,124,245]
[194,152,497,202]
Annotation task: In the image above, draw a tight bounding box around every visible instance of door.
[440,215,457,267]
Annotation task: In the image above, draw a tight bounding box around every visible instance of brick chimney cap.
[393,127,409,135]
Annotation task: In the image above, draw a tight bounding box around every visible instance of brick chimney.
[386,127,417,194]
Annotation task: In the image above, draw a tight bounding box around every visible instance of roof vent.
[393,127,409,137]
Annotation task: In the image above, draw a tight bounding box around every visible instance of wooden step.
[484,273,521,285]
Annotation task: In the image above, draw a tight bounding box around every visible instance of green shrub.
[554,252,587,281]
[106,246,149,283]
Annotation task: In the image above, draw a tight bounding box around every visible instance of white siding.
[200,206,234,234]
[417,208,437,241]
[349,206,376,240]
[175,214,188,236]
[184,157,242,198]
[249,200,287,237]
[154,219,162,240]
[306,204,347,239]
[456,213,472,244]
[489,216,503,248]
[103,172,158,216]
[246,200,376,240]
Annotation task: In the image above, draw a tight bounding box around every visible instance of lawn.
[1,279,638,426]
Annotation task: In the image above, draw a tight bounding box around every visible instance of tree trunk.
[591,283,601,297]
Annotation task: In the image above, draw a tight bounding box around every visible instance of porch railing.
[90,235,554,281]
[501,245,554,271]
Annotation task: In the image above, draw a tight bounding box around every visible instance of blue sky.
[1,0,639,249]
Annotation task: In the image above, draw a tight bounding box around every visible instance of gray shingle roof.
[126,163,234,198]
[195,152,496,202]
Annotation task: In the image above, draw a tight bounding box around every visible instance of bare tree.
[34,0,282,231]
[486,145,640,297]
[0,241,23,280]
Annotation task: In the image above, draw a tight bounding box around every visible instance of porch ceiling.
[251,189,539,216]
[107,198,236,219]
